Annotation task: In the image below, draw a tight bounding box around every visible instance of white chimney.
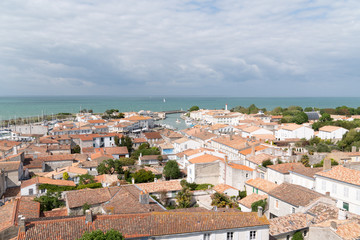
[132,178,135,184]
[257,206,263,217]
[225,104,228,111]
[338,208,347,220]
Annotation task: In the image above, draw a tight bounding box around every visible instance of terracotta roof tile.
[269,213,310,236]
[315,165,360,186]
[213,184,238,194]
[238,193,267,209]
[21,176,76,189]
[246,178,278,193]
[189,154,223,164]
[267,162,305,174]
[136,180,182,193]
[18,212,269,240]
[268,183,326,207]
[227,163,254,171]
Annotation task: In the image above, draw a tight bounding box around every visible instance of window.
[203,233,210,240]
[304,230,307,236]
[275,200,279,209]
[344,187,349,198]
[286,235,290,240]
[41,189,46,194]
[332,183,337,195]
[322,180,326,191]
[29,188,33,195]
[250,231,256,240]
[291,207,295,213]
[246,173,249,178]
[343,202,349,211]
[227,232,233,240]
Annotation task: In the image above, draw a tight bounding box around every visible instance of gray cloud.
[0,0,360,96]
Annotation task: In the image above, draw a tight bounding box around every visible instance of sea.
[1,96,360,130]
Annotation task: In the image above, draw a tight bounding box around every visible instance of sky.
[0,0,360,97]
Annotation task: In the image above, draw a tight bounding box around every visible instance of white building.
[318,126,348,140]
[241,126,273,139]
[314,165,360,215]
[173,137,201,153]
[275,124,314,140]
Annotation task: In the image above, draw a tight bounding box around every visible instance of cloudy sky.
[1,0,359,97]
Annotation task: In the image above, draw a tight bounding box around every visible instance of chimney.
[257,206,263,217]
[19,216,26,232]
[140,153,143,158]
[352,146,357,153]
[132,178,135,184]
[85,210,93,223]
[325,192,330,197]
[139,191,149,204]
[251,145,255,156]
[323,158,331,171]
[4,143,8,147]
[330,221,337,231]
[154,178,157,183]
[338,208,347,220]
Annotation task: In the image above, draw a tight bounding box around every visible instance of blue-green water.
[1,96,360,120]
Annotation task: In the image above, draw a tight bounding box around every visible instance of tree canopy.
[97,159,124,175]
[176,186,192,208]
[163,160,181,179]
[77,229,124,240]
[132,169,155,183]
[189,106,200,112]
[34,191,64,211]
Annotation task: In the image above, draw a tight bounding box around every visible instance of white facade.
[173,139,201,153]
[267,169,289,185]
[289,172,315,190]
[21,183,46,196]
[242,128,273,139]
[153,226,269,240]
[318,128,348,140]
[314,175,360,215]
[275,125,314,140]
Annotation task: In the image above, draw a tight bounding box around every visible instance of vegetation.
[118,157,136,166]
[176,186,192,208]
[189,106,200,112]
[295,137,338,154]
[300,155,310,167]
[82,202,90,214]
[38,182,102,193]
[71,145,81,154]
[312,119,360,131]
[163,160,181,179]
[34,192,64,211]
[131,169,155,183]
[238,190,247,200]
[118,136,133,153]
[313,159,339,168]
[251,199,267,213]
[211,192,236,208]
[77,229,124,240]
[78,173,95,185]
[180,180,213,191]
[337,129,360,151]
[131,143,160,159]
[261,159,273,168]
[97,159,124,175]
[292,231,304,240]
[231,104,266,114]
[63,172,69,180]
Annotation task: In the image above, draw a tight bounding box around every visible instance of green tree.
[78,173,95,185]
[319,113,332,122]
[176,186,192,208]
[72,145,81,154]
[77,229,124,240]
[82,202,90,214]
[118,157,135,166]
[34,191,64,211]
[292,231,304,240]
[189,106,200,112]
[120,136,133,153]
[163,160,181,179]
[63,172,69,180]
[304,107,314,112]
[251,199,267,213]
[211,192,234,208]
[97,159,124,175]
[338,129,360,151]
[291,112,308,124]
[262,159,273,168]
[114,136,121,147]
[313,158,339,168]
[132,169,155,183]
[300,155,310,167]
[238,190,247,200]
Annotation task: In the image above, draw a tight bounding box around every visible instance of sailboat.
[176,119,181,124]
[163,98,166,103]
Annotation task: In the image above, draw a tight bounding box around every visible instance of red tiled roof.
[315,165,360,186]
[238,193,267,209]
[18,212,269,240]
[21,176,76,188]
[246,178,278,193]
[144,132,162,139]
[227,163,254,171]
[267,162,305,174]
